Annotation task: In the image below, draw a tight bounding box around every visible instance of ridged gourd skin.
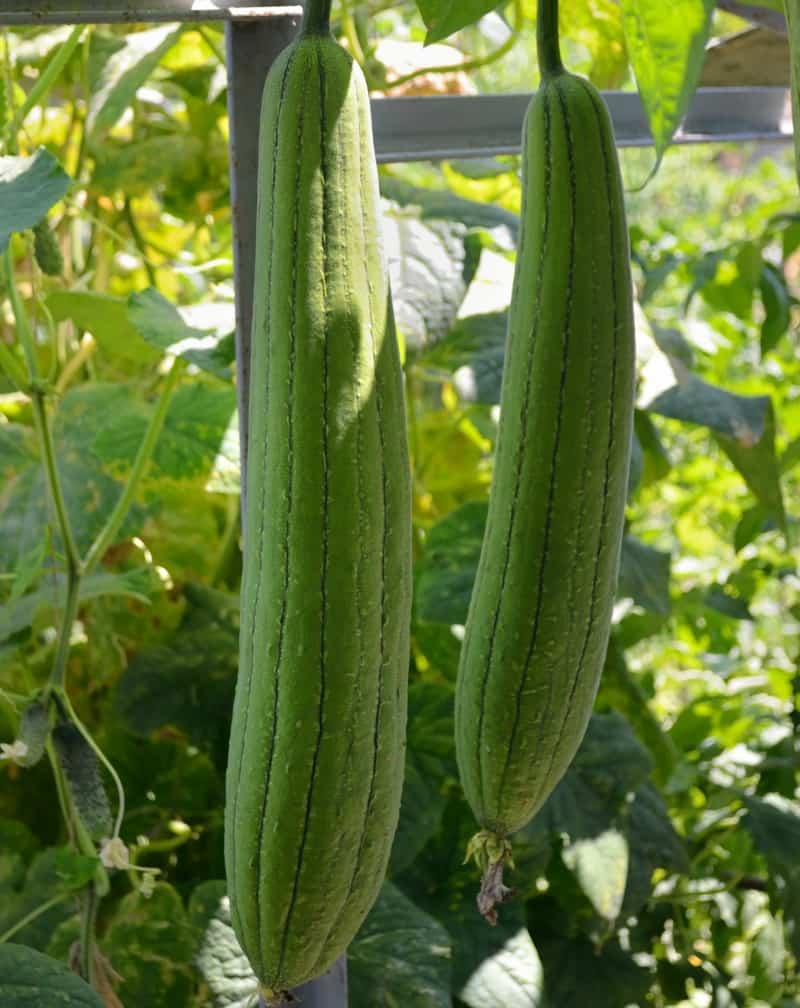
[455,70,635,841]
[224,22,412,998]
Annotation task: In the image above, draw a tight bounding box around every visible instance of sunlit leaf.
[619,0,715,177]
[0,149,71,252]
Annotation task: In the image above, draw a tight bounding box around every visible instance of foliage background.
[0,6,799,1007]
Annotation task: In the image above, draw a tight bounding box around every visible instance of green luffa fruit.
[224,0,412,997]
[454,0,636,922]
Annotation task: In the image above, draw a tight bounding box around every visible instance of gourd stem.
[302,0,334,35]
[537,0,563,78]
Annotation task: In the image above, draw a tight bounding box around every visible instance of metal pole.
[226,12,349,1006]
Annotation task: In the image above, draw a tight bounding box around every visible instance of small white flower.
[0,740,29,764]
[100,836,130,870]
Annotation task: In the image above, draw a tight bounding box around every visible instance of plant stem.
[83,356,183,574]
[537,0,564,78]
[79,883,98,985]
[0,892,73,944]
[48,566,81,689]
[3,246,37,376]
[6,26,85,147]
[30,385,82,573]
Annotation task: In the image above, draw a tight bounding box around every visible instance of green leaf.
[90,135,205,196]
[742,794,800,876]
[622,783,687,914]
[529,931,652,1008]
[759,264,791,356]
[646,371,785,525]
[416,0,504,44]
[633,410,671,486]
[102,883,196,1008]
[87,25,184,137]
[0,149,72,252]
[0,847,96,950]
[390,682,456,875]
[115,592,239,766]
[0,943,104,1007]
[349,882,452,1007]
[414,500,486,625]
[127,288,235,380]
[190,880,260,1008]
[619,0,715,176]
[46,290,158,366]
[617,536,671,615]
[536,713,653,842]
[421,311,508,404]
[459,926,544,1008]
[380,176,519,245]
[0,567,159,643]
[561,828,629,923]
[91,382,239,486]
[8,536,48,605]
[384,201,478,350]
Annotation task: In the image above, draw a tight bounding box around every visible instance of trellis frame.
[0,3,792,1006]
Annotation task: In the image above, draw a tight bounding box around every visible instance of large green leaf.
[0,567,159,643]
[414,500,486,625]
[46,290,157,367]
[390,682,456,875]
[127,288,235,380]
[0,149,71,252]
[0,943,104,1007]
[617,535,672,615]
[384,201,480,350]
[87,25,183,137]
[90,382,239,487]
[102,883,196,1008]
[619,0,715,175]
[415,0,504,44]
[420,311,508,404]
[459,926,544,1008]
[349,882,453,1007]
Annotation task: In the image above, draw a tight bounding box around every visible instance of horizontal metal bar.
[0,2,301,23]
[372,87,792,162]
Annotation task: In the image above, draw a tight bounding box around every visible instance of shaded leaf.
[0,149,71,252]
[421,311,508,404]
[414,500,486,625]
[0,567,159,643]
[349,882,452,1007]
[617,536,671,615]
[102,883,196,1008]
[529,931,652,1008]
[390,682,456,875]
[0,943,104,1007]
[742,794,800,876]
[759,263,791,356]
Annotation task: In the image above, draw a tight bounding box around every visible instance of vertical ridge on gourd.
[224,0,412,996]
[454,0,636,923]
